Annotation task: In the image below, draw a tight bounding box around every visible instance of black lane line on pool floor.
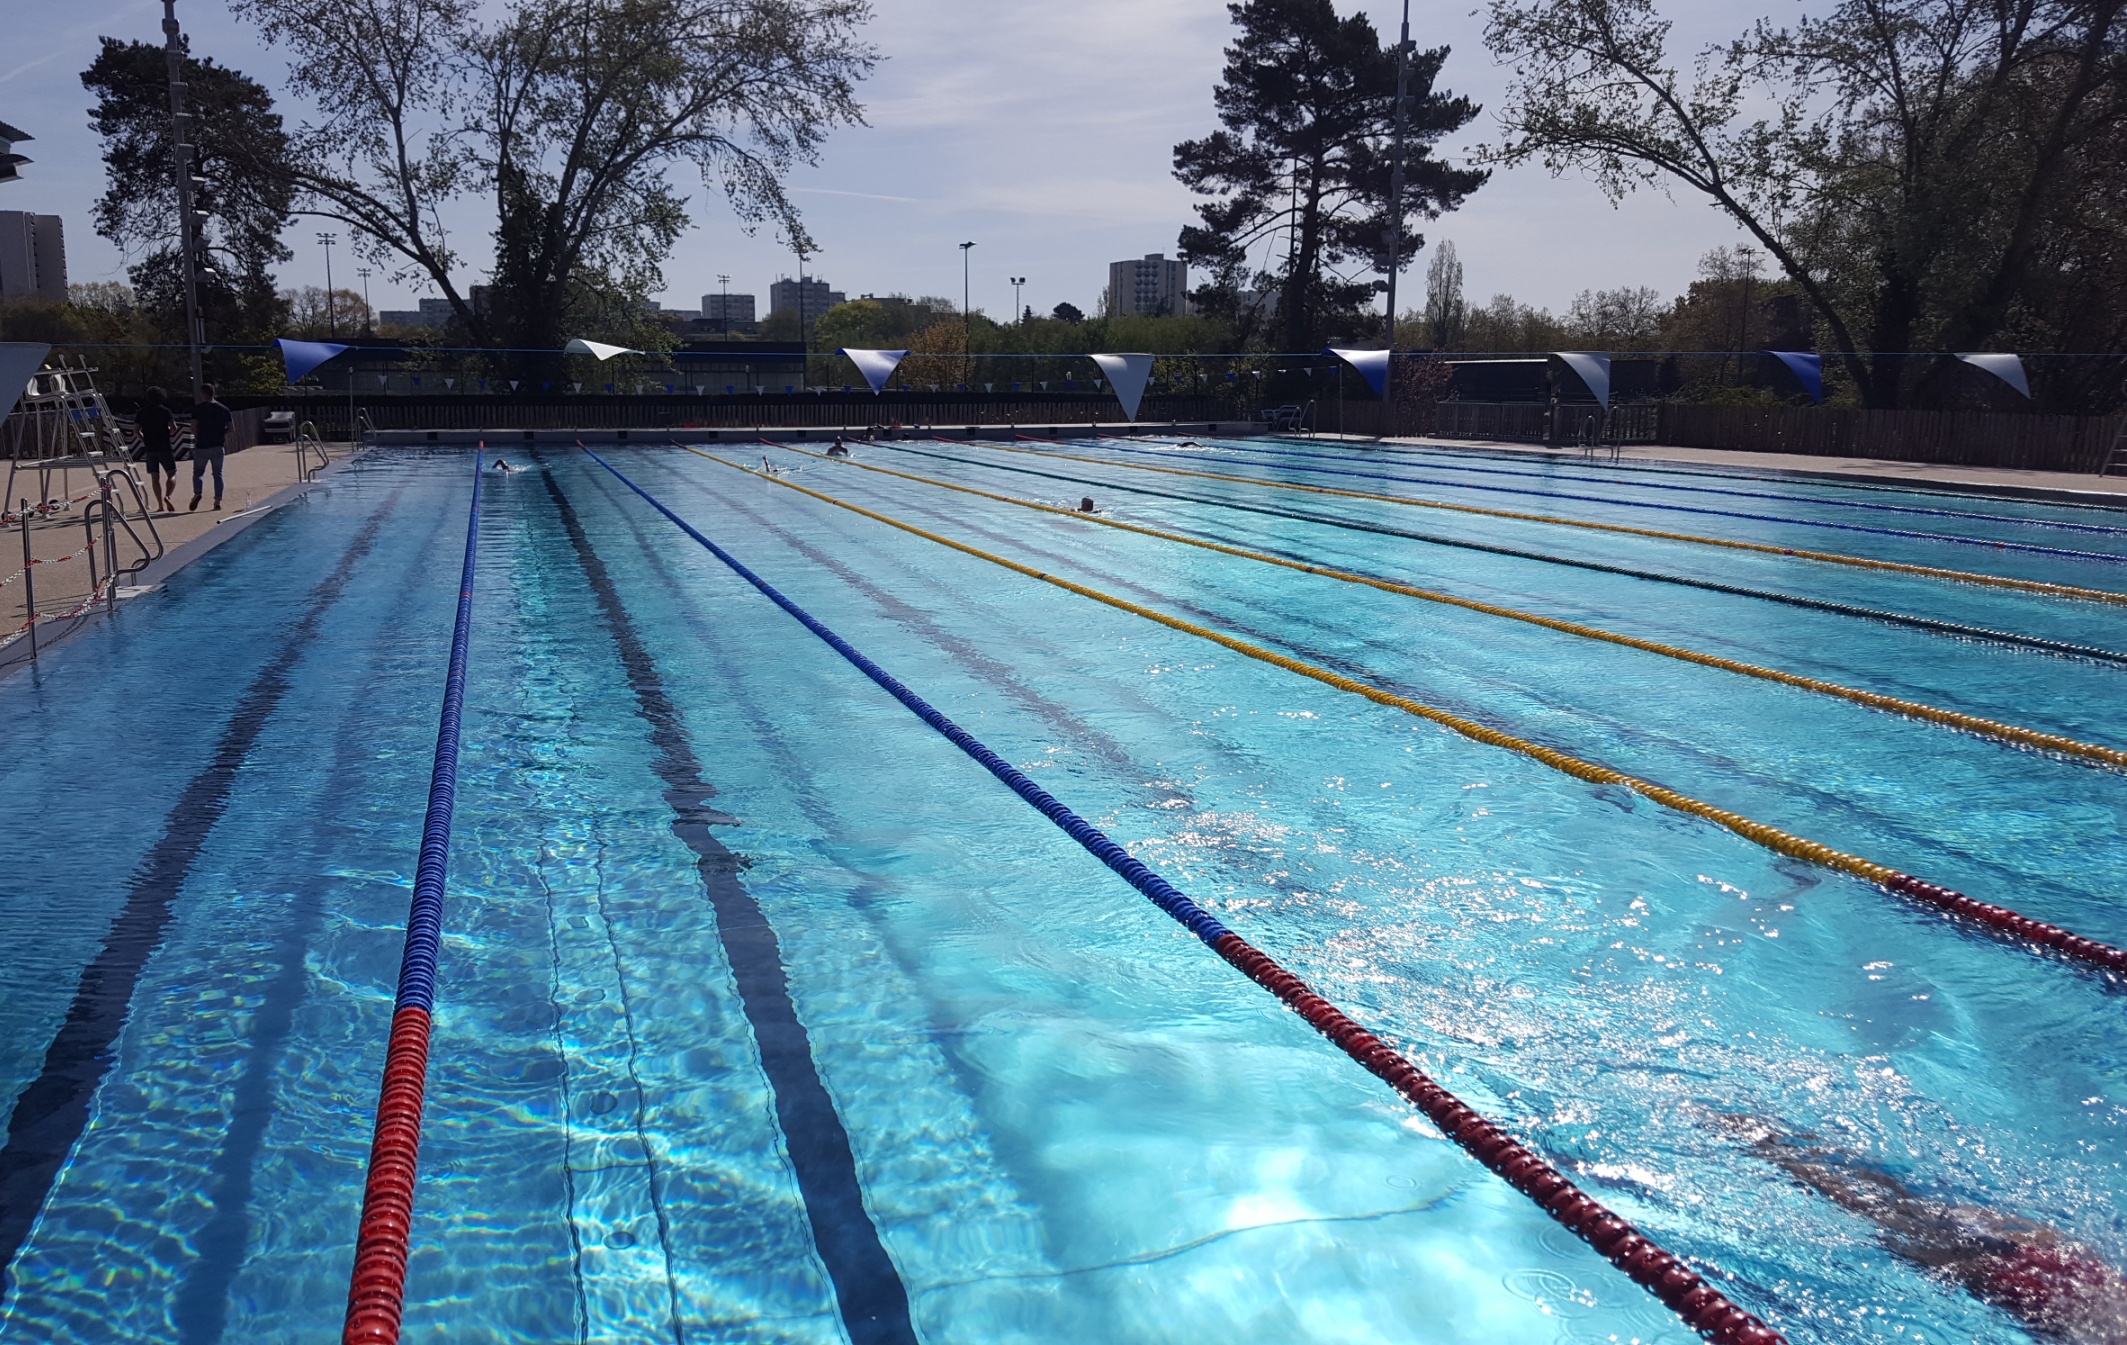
[543,470,918,1345]
[0,490,401,1298]
[869,441,2127,666]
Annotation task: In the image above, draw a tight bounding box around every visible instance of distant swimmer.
[1077,496,1097,513]
[826,436,850,457]
[1742,1121,2127,1343]
[490,458,521,473]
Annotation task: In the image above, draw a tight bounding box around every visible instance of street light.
[1381,0,1413,426]
[959,241,976,370]
[162,0,204,399]
[356,266,372,334]
[1010,276,1026,325]
[317,231,339,338]
[717,273,731,336]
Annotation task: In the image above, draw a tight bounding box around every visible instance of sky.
[0,0,1761,324]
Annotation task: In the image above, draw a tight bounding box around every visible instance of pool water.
[1,439,2122,1344]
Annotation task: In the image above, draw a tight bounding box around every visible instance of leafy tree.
[80,38,295,351]
[1050,301,1085,324]
[1173,0,1485,354]
[234,0,875,373]
[1422,239,1465,348]
[1484,0,2127,408]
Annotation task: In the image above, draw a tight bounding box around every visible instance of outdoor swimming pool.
[1,437,2121,1343]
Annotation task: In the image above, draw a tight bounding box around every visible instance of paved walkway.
[1380,435,2127,505]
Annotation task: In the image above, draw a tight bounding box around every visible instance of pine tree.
[1173,0,1484,353]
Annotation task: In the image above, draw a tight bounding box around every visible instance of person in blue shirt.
[189,383,233,512]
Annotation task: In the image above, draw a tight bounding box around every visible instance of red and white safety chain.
[0,540,96,591]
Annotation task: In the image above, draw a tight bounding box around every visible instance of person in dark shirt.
[134,386,178,512]
[189,383,233,512]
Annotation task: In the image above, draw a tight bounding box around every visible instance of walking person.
[188,383,232,512]
[134,386,178,512]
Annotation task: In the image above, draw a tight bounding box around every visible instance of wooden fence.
[1653,403,2126,473]
[1421,400,2125,474]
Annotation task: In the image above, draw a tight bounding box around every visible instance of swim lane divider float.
[342,451,482,1345]
[580,444,1787,1345]
[765,441,2127,772]
[698,445,2127,980]
[877,439,2127,666]
[976,438,2127,606]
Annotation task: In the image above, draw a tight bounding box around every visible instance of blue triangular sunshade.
[0,342,50,417]
[841,348,907,394]
[1764,350,1823,403]
[275,338,350,384]
[1325,347,1391,398]
[1956,353,2031,398]
[1090,354,1153,420]
[1553,352,1611,409]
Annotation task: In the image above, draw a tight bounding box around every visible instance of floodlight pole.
[1011,276,1026,325]
[960,240,976,384]
[356,266,373,334]
[1381,0,1412,425]
[318,231,338,337]
[162,0,205,401]
[717,273,731,336]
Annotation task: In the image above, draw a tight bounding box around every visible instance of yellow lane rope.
[930,437,2127,608]
[762,443,2127,773]
[676,446,2126,973]
[685,445,1934,884]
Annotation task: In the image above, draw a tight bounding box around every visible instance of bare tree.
[235,0,874,366]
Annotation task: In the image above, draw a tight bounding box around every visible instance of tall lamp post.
[161,0,205,400]
[959,241,976,385]
[717,273,731,336]
[1010,275,1026,325]
[356,266,373,334]
[317,231,339,338]
[1381,0,1413,430]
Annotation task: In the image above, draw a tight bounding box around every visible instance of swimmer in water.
[490,458,518,473]
[1742,1123,2127,1343]
[826,436,850,457]
[1078,496,1096,513]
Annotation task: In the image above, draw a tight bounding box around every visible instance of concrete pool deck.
[1368,434,2127,508]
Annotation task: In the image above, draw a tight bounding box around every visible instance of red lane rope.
[341,450,483,1345]
[611,444,1787,1345]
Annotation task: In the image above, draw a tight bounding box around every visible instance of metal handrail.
[94,463,164,561]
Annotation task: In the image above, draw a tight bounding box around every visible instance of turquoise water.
[0,440,2122,1344]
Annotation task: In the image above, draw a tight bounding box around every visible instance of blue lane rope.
[345,451,482,1345]
[862,440,2127,667]
[582,447,1234,944]
[1052,438,2127,564]
[1172,437,2127,537]
[583,445,1788,1345]
[395,452,481,1014]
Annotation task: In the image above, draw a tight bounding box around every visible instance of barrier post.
[18,500,35,660]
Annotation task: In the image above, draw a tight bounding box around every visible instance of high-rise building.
[703,291,757,333]
[0,211,66,304]
[767,276,845,324]
[1107,253,1189,319]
